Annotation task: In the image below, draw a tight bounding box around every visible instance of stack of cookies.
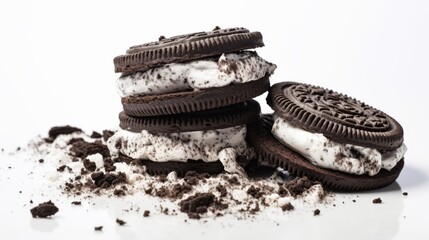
[109,26,407,191]
[108,27,277,176]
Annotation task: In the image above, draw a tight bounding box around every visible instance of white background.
[0,0,428,239]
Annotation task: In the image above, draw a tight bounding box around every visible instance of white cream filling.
[272,115,406,176]
[107,125,254,176]
[117,51,276,97]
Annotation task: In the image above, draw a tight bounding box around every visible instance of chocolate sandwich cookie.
[247,82,406,191]
[108,101,261,176]
[113,27,276,117]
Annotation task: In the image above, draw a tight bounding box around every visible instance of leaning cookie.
[247,82,406,191]
[113,27,276,117]
[107,101,261,176]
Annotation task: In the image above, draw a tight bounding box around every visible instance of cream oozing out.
[271,115,407,176]
[116,51,276,97]
[107,125,254,176]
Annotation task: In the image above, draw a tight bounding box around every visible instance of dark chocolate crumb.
[159,35,166,41]
[90,171,126,188]
[352,199,356,202]
[116,218,126,226]
[57,165,71,173]
[277,186,288,197]
[314,209,320,216]
[284,176,314,197]
[179,193,215,219]
[373,198,382,204]
[94,226,103,231]
[70,140,110,159]
[102,130,114,142]
[114,189,126,197]
[145,187,153,195]
[103,157,116,172]
[281,203,294,211]
[38,159,44,163]
[216,184,227,197]
[247,185,262,199]
[143,210,150,217]
[90,131,102,138]
[48,126,82,139]
[30,201,59,218]
[187,212,200,219]
[155,186,169,198]
[30,200,33,204]
[83,159,96,172]
[71,201,81,205]
[249,202,260,214]
[403,192,408,196]
[227,176,240,185]
[213,26,221,31]
[163,208,169,215]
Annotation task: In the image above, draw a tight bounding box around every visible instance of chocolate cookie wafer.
[113,27,276,117]
[108,101,261,176]
[114,27,264,73]
[248,82,407,191]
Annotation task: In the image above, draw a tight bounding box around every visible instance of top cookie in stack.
[109,27,276,176]
[113,27,276,116]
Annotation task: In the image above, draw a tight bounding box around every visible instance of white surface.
[0,0,428,239]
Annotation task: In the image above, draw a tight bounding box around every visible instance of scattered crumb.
[38,159,44,163]
[373,198,382,204]
[313,209,320,216]
[90,131,102,138]
[116,218,126,226]
[403,192,408,196]
[71,201,81,205]
[94,226,103,231]
[30,201,59,218]
[143,210,150,217]
[281,203,294,211]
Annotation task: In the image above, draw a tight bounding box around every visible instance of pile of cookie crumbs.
[26,126,334,220]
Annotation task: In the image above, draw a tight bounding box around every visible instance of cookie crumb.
[30,201,59,218]
[94,226,103,231]
[281,203,294,211]
[71,201,81,205]
[373,198,382,204]
[102,130,114,141]
[179,193,214,219]
[90,131,102,138]
[159,35,166,41]
[403,192,408,196]
[38,159,44,163]
[143,210,150,217]
[313,209,320,216]
[48,125,82,140]
[116,218,126,226]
